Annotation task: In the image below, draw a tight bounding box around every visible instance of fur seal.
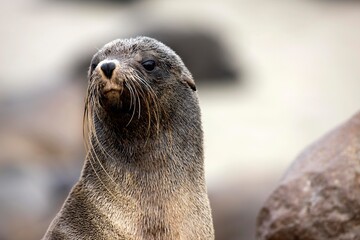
[42,37,214,239]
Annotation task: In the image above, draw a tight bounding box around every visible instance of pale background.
[1,0,360,239]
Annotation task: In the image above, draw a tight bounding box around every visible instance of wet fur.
[42,37,214,239]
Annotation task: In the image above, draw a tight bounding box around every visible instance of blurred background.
[1,0,360,239]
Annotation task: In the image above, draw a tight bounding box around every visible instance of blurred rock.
[0,162,52,240]
[74,30,239,86]
[0,161,79,240]
[0,80,84,240]
[0,81,84,163]
[257,111,360,240]
[143,30,239,84]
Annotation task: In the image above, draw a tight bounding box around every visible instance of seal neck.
[83,109,204,178]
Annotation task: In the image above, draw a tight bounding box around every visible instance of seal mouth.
[101,79,123,97]
[102,81,122,94]
[103,89,122,104]
[103,88,122,95]
[102,85,122,100]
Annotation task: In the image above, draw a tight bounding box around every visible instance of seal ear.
[182,74,197,91]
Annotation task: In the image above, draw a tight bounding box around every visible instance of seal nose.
[101,62,116,79]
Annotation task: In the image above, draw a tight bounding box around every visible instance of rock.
[257,111,360,240]
[142,30,239,84]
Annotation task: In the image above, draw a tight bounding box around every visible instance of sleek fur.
[43,37,214,239]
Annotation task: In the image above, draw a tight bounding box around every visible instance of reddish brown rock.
[257,112,360,240]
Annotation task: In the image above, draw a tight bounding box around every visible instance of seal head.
[87,37,196,121]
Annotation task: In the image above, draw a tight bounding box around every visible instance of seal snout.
[98,60,125,109]
[101,62,116,79]
[98,60,123,97]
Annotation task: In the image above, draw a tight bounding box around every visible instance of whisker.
[82,82,119,198]
[128,77,143,120]
[133,73,162,137]
[129,75,153,145]
[125,81,137,127]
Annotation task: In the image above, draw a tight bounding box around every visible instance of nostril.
[101,62,116,79]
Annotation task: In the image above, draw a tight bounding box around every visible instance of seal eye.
[90,63,98,73]
[141,60,156,71]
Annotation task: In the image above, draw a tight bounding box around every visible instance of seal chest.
[42,37,214,240]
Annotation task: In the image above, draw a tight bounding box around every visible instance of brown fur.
[42,37,214,240]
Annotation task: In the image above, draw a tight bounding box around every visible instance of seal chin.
[100,84,133,114]
[100,82,123,111]
[101,79,123,100]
